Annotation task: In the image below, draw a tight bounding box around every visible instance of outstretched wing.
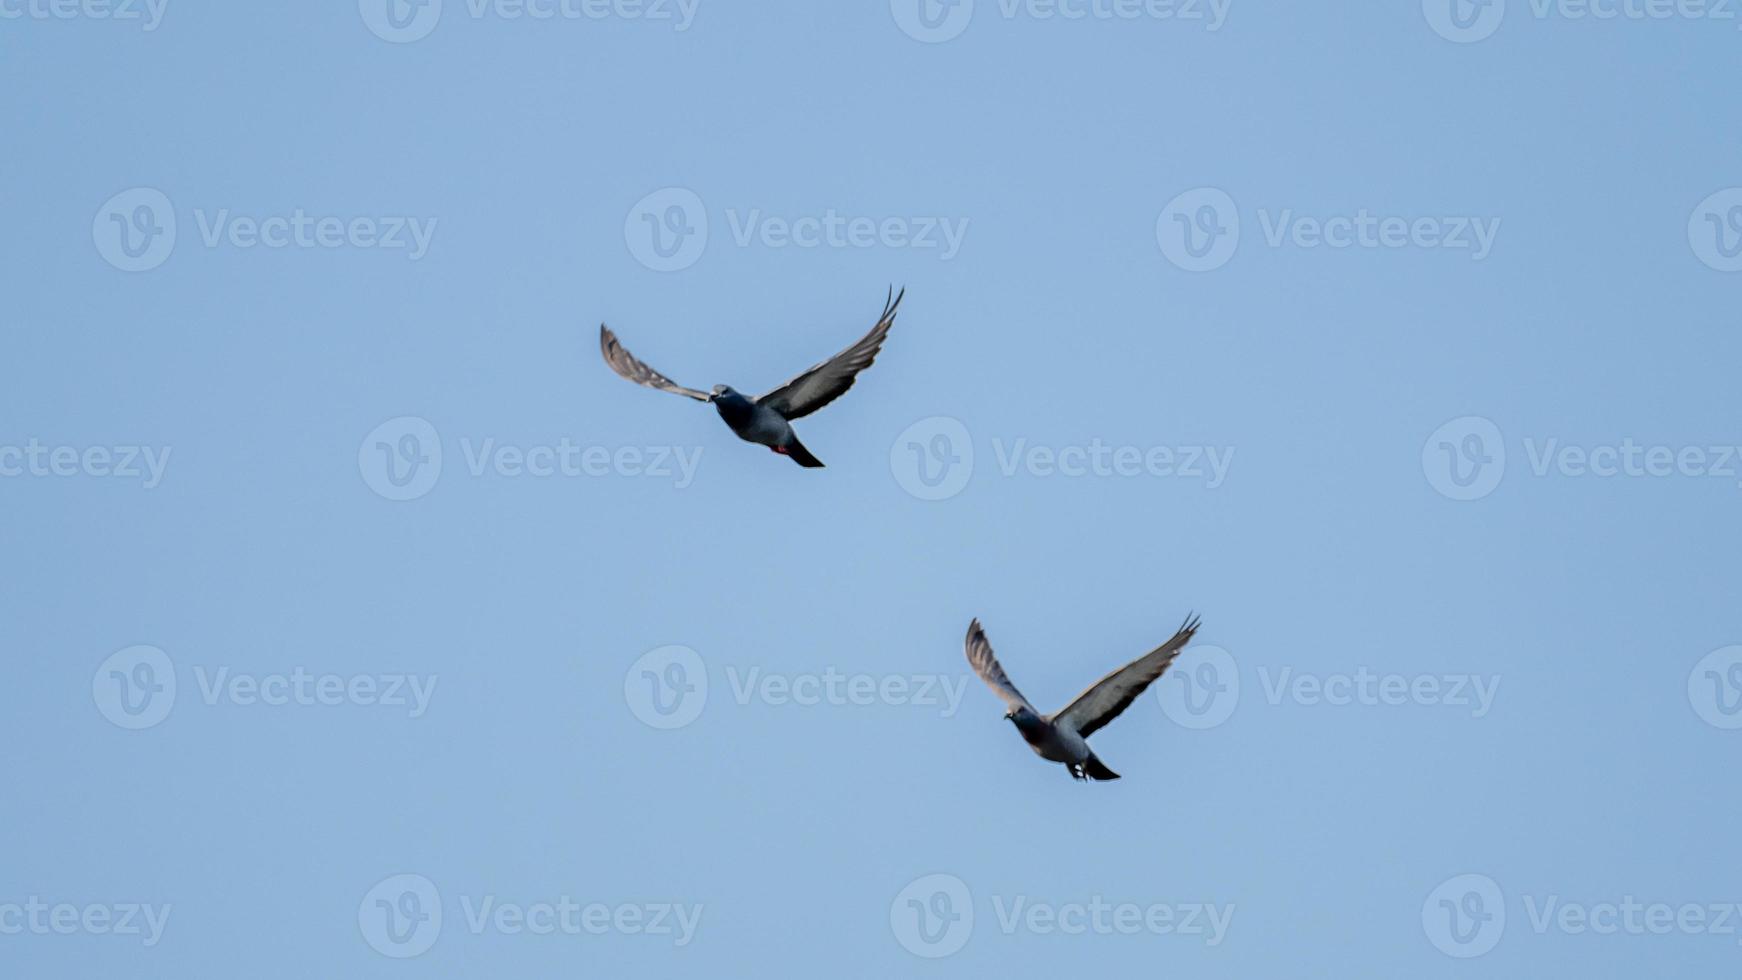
[599,325,710,402]
[964,618,1034,713]
[755,287,902,420]
[1049,614,1201,739]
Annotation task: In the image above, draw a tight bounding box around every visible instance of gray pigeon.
[963,614,1201,781]
[599,288,902,468]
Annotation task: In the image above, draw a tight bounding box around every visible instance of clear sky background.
[4,0,1741,975]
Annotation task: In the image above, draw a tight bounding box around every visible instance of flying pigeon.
[963,614,1201,781]
[599,288,902,468]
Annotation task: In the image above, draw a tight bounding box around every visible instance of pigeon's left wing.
[964,619,1035,713]
[755,287,901,420]
[1049,615,1201,739]
[599,325,711,402]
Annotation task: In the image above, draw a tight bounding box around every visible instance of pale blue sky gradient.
[4,1,1741,976]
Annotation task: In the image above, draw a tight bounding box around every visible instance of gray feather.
[756,287,901,420]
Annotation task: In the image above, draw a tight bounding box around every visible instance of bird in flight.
[963,614,1201,781]
[599,288,902,468]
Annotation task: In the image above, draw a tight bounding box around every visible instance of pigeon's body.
[709,388,822,465]
[1010,707,1091,766]
[964,615,1201,782]
[599,288,901,468]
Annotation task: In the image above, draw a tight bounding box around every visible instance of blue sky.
[3,0,1741,975]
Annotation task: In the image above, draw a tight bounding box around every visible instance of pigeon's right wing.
[599,325,711,402]
[964,619,1035,713]
[1049,614,1201,739]
[755,287,901,420]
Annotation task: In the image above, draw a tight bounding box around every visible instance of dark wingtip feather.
[881,285,905,324]
[1178,612,1202,638]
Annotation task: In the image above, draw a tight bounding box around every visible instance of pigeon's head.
[1004,705,1044,733]
[709,384,737,402]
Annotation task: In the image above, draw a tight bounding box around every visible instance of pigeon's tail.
[1083,754,1121,781]
[783,438,825,468]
